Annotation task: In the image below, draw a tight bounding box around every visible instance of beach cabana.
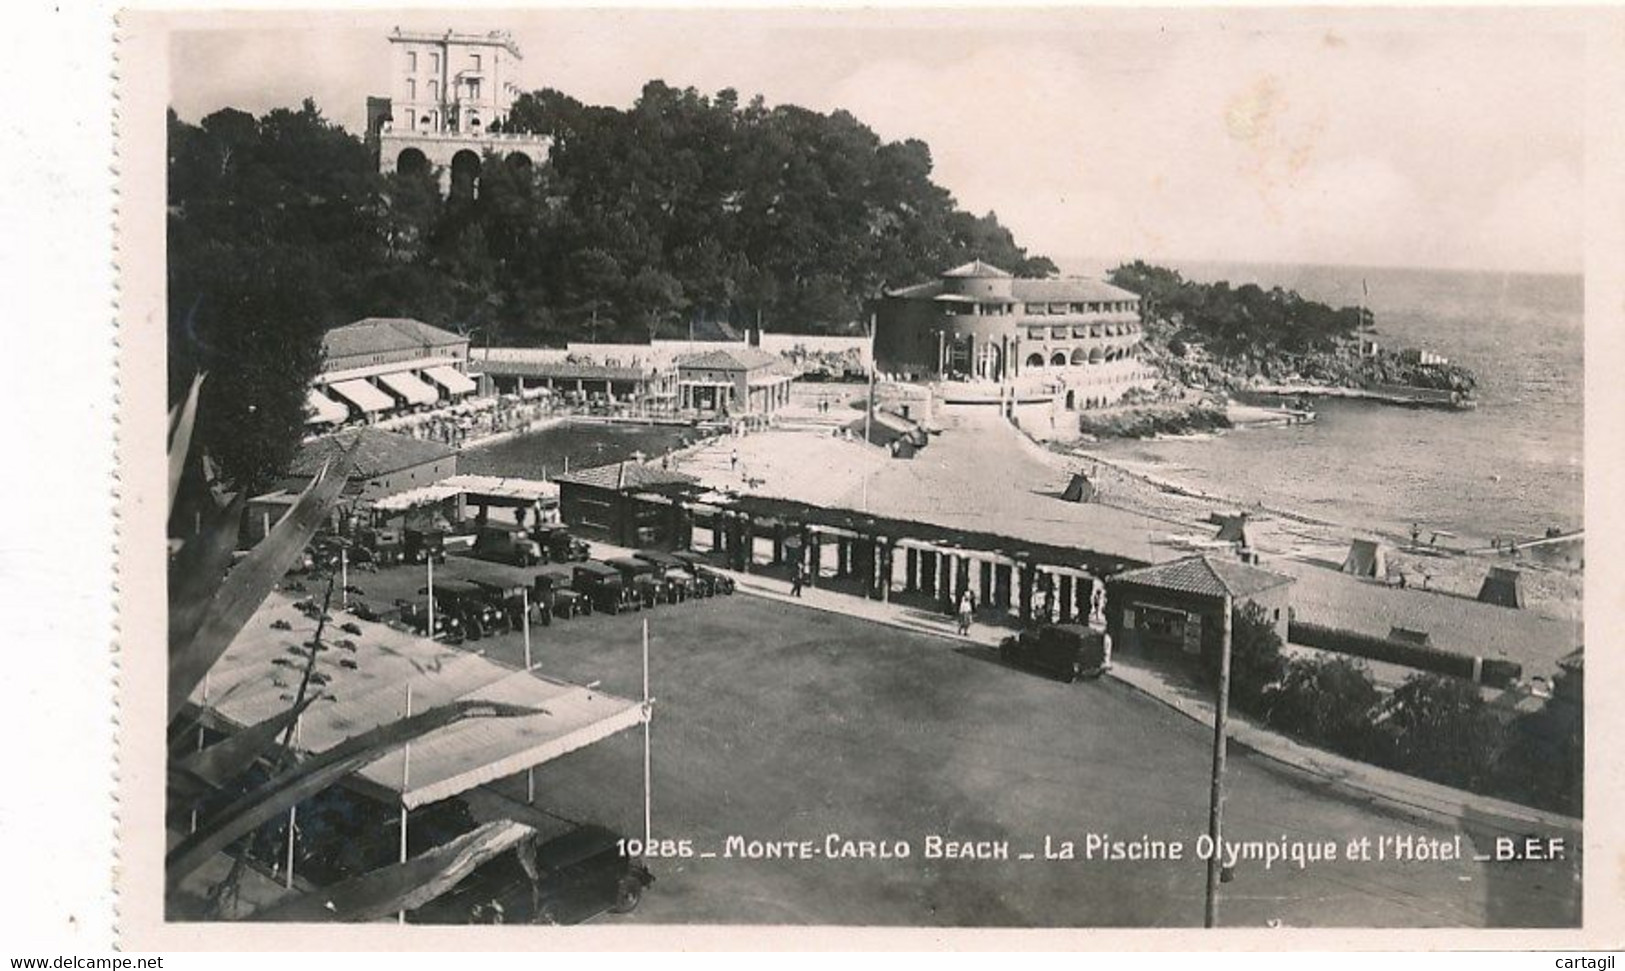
[1341,539,1388,579]
[1477,566,1525,609]
[1060,473,1097,503]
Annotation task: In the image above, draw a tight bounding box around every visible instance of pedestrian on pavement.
[791,561,804,598]
[730,447,739,471]
[957,589,974,636]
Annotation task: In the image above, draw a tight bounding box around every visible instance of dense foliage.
[1108,261,1477,397]
[1192,605,1580,815]
[1109,261,1370,356]
[169,88,1055,482]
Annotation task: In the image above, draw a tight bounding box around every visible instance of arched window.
[1070,348,1088,365]
[1025,353,1045,368]
[1089,347,1105,364]
[1050,352,1068,367]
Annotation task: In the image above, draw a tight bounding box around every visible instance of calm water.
[460,420,707,479]
[1076,262,1584,545]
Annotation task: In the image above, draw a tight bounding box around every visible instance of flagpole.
[426,556,435,640]
[340,547,349,609]
[285,714,302,889]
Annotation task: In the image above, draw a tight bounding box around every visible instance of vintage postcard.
[115,4,1625,949]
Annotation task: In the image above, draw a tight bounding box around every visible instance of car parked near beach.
[571,561,641,614]
[670,549,735,595]
[634,549,709,598]
[998,624,1109,683]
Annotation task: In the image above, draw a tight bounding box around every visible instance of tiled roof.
[1110,554,1294,600]
[1011,278,1141,303]
[475,360,651,381]
[675,347,783,372]
[291,428,457,479]
[555,461,698,491]
[322,318,468,362]
[941,259,1013,279]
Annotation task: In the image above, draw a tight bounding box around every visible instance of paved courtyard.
[363,579,1579,928]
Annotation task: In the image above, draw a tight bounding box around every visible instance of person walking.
[957,589,974,636]
[790,560,805,598]
[730,447,739,472]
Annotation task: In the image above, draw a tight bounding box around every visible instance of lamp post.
[1204,593,1234,928]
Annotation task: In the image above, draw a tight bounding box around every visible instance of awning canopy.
[188,592,646,810]
[327,379,395,414]
[377,370,440,407]
[371,483,463,512]
[305,390,349,425]
[423,365,478,396]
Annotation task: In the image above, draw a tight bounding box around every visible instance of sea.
[1065,260,1584,547]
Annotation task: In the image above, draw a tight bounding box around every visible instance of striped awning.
[423,365,477,396]
[327,379,395,414]
[377,370,440,407]
[305,389,349,425]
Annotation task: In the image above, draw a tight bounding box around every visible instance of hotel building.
[366,28,552,194]
[874,260,1155,410]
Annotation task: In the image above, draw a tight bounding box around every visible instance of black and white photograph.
[93,4,1623,947]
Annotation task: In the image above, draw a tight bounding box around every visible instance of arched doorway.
[396,147,429,177]
[1065,389,1076,410]
[1089,347,1105,364]
[1070,347,1088,365]
[1025,353,1045,369]
[1050,351,1068,367]
[506,151,533,170]
[450,149,481,199]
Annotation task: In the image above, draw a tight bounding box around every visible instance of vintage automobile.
[354,526,405,567]
[473,523,545,567]
[427,580,511,640]
[631,549,704,599]
[403,527,448,565]
[571,561,641,614]
[395,598,463,642]
[533,564,590,620]
[998,623,1110,683]
[531,523,591,563]
[669,549,735,595]
[603,556,674,608]
[410,824,654,925]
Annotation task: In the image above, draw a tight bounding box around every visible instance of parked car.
[669,550,735,595]
[533,564,590,620]
[404,527,448,565]
[531,523,591,563]
[396,598,463,642]
[603,556,673,607]
[355,526,405,567]
[571,561,640,614]
[410,824,654,925]
[427,580,511,640]
[631,550,703,599]
[998,624,1109,683]
[474,523,544,567]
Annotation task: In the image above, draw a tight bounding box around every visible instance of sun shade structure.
[188,592,646,809]
[377,370,440,407]
[327,379,396,414]
[306,390,350,425]
[441,475,559,505]
[1341,538,1388,578]
[423,365,478,396]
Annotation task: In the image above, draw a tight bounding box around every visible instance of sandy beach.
[669,399,1582,664]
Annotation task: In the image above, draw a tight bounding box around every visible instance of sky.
[167,9,1586,275]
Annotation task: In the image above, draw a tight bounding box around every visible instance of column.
[1058,575,1074,623]
[994,564,1011,610]
[940,554,955,611]
[1018,563,1034,625]
[771,523,785,566]
[837,538,850,579]
[905,548,919,593]
[980,561,994,606]
[879,539,893,603]
[920,550,936,597]
[807,531,821,587]
[711,512,725,552]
